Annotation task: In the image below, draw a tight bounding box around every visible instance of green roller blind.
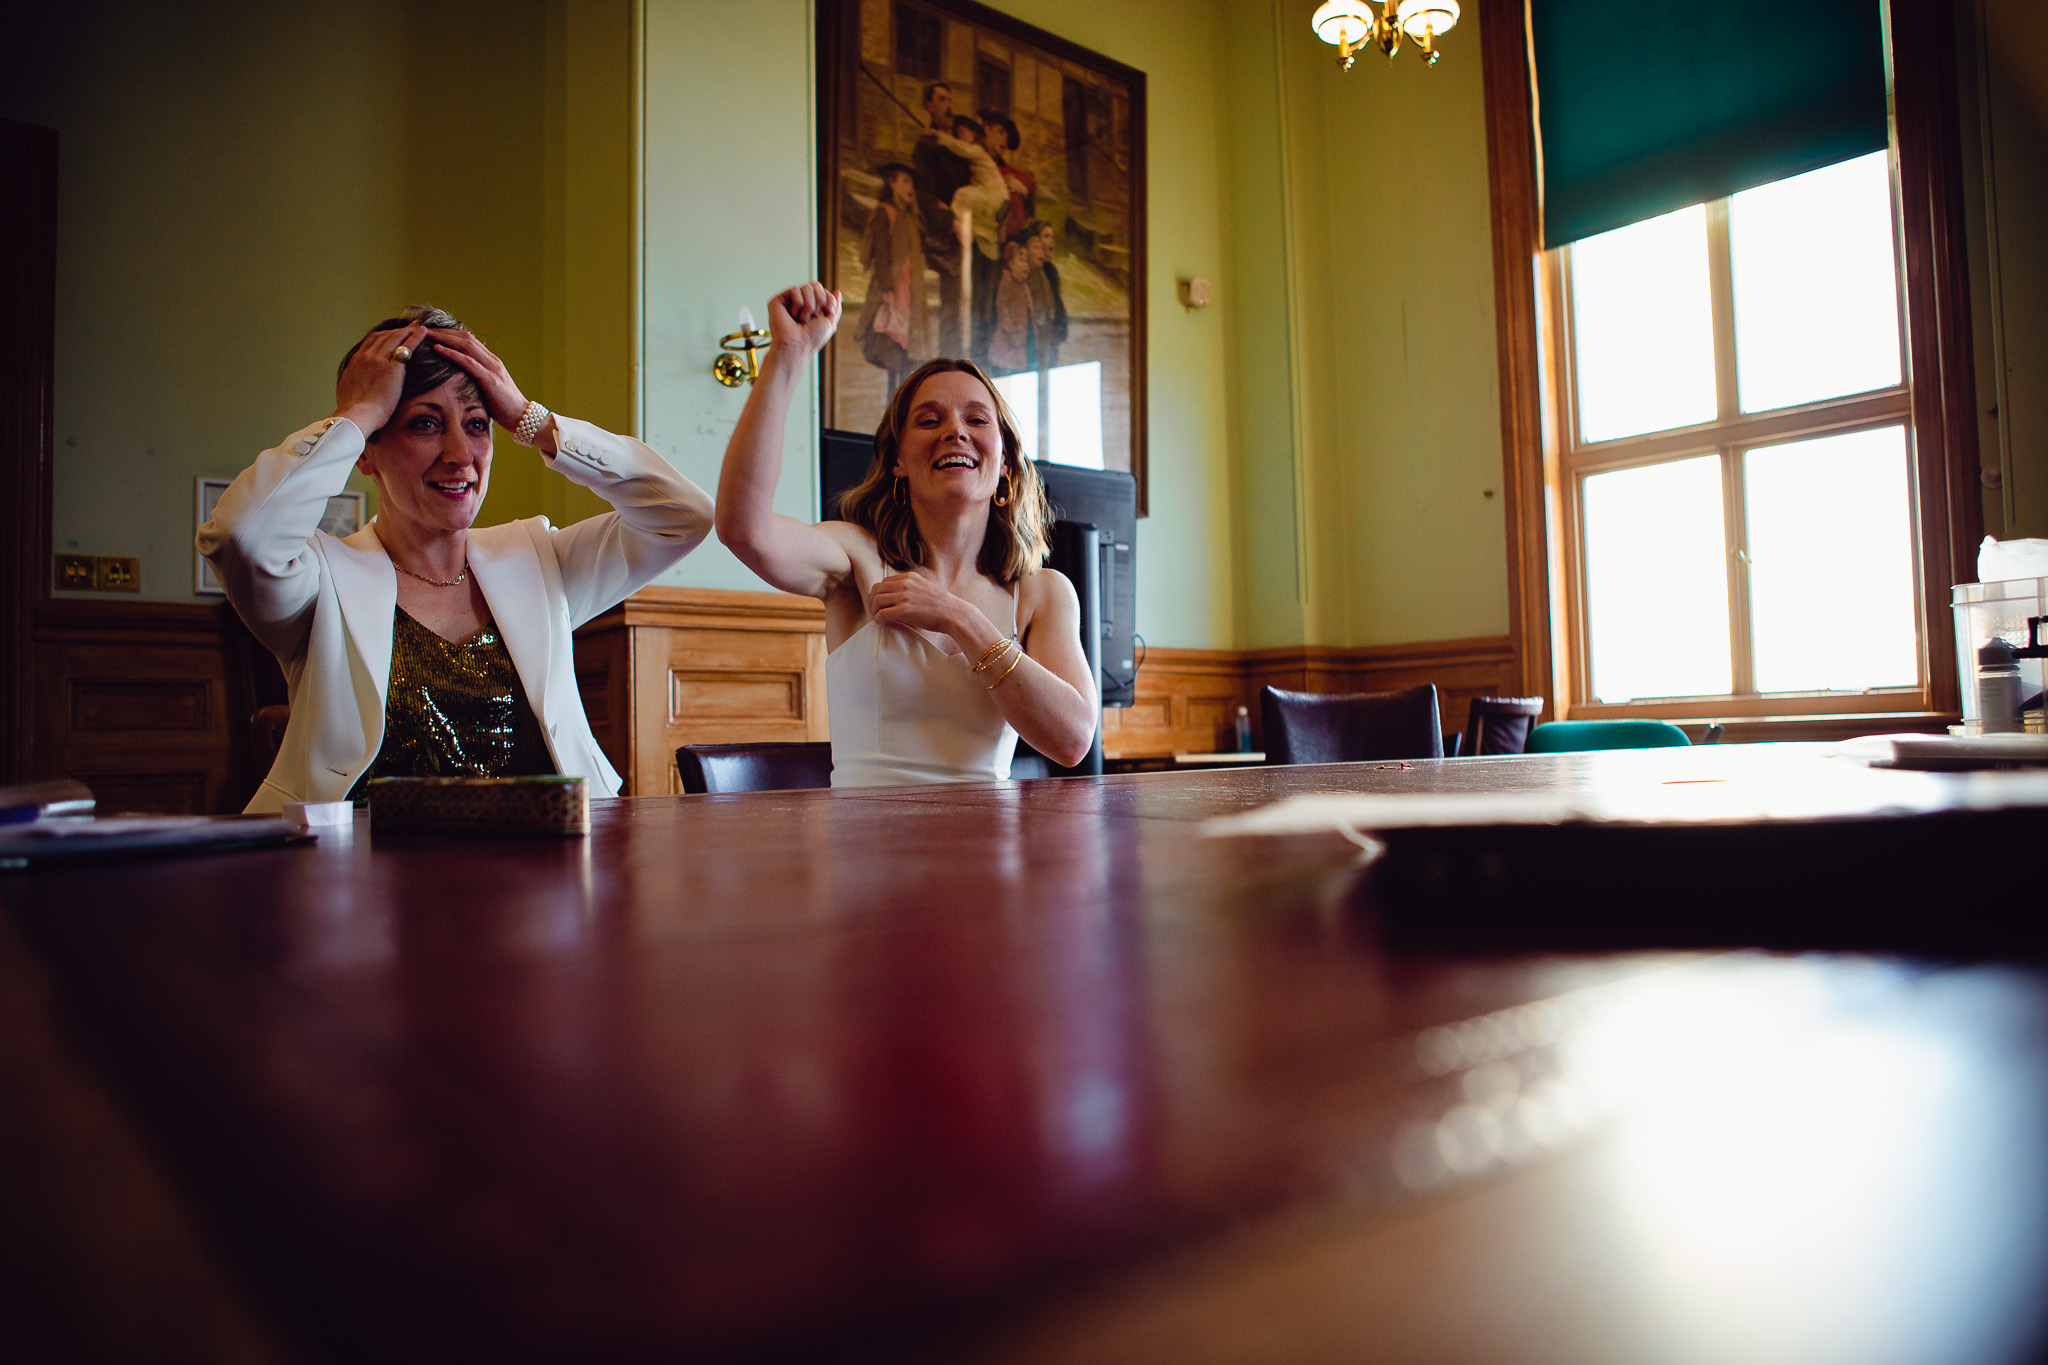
[1534,0,1889,248]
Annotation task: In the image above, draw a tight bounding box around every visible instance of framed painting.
[194,479,365,595]
[817,0,1147,512]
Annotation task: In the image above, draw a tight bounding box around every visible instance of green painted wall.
[1220,3,1307,650]
[1272,0,1509,646]
[4,0,636,604]
[541,0,643,532]
[981,0,1242,650]
[639,0,823,595]
[10,0,1591,652]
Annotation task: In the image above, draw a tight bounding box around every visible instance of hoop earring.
[994,476,1011,508]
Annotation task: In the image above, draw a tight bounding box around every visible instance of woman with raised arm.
[716,282,1096,786]
[199,305,713,812]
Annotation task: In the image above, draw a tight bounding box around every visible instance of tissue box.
[366,776,589,836]
[1953,576,2048,734]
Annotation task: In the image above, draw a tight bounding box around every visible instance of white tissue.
[283,801,353,830]
[1979,536,2048,583]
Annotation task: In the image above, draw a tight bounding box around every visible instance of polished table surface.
[5,744,2048,1363]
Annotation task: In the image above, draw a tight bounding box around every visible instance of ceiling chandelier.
[1311,0,1462,70]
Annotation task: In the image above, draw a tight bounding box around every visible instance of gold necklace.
[393,559,468,588]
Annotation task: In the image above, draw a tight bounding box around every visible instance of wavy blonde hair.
[834,358,1051,584]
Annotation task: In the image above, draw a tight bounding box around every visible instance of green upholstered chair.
[1523,720,1691,753]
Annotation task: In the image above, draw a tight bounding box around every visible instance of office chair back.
[677,742,834,795]
[1523,720,1691,753]
[1259,685,1444,765]
[1461,695,1546,756]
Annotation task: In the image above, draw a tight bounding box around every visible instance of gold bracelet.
[971,635,1014,672]
[985,644,1025,689]
[971,639,1013,675]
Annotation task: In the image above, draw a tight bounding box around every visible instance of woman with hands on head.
[198,304,713,811]
[716,282,1097,787]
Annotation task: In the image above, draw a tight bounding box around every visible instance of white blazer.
[198,413,712,812]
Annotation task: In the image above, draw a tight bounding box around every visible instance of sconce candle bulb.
[713,307,773,388]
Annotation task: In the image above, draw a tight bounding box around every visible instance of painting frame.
[194,478,365,595]
[816,0,1148,513]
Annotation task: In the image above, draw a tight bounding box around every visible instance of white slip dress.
[826,587,1019,788]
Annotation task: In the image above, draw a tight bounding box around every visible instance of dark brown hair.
[979,111,1020,153]
[835,358,1051,585]
[336,304,479,442]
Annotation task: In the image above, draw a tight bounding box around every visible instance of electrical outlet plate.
[94,556,141,592]
[55,554,96,590]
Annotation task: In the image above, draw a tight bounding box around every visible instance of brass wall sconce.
[713,306,772,387]
[1311,0,1460,70]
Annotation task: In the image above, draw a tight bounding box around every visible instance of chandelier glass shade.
[1311,0,1460,69]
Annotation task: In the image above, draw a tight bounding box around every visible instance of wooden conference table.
[4,744,2048,1363]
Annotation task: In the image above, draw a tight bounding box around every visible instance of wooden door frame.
[1,119,58,785]
[1478,0,1555,712]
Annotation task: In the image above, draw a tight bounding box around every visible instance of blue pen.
[0,780,97,825]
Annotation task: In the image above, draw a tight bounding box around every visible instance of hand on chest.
[864,565,1016,654]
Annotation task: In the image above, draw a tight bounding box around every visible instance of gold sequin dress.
[349,609,556,799]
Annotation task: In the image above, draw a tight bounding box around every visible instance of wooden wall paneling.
[1100,648,1248,759]
[1248,638,1521,747]
[1111,639,1520,757]
[32,602,249,815]
[1341,638,1522,741]
[22,586,830,813]
[1,120,58,785]
[574,586,828,795]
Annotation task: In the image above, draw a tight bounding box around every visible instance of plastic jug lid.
[1979,638,2018,666]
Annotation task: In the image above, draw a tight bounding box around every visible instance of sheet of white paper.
[1199,769,2048,839]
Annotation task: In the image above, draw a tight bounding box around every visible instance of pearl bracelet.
[512,400,551,447]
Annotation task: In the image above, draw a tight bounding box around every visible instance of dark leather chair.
[1459,695,1546,757]
[1259,684,1444,765]
[677,742,833,795]
[223,608,291,806]
[253,705,291,765]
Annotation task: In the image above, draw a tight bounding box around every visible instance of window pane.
[990,371,1038,457]
[1048,361,1105,469]
[1584,456,1733,702]
[1730,152,1902,413]
[1745,426,1919,693]
[1569,205,1719,443]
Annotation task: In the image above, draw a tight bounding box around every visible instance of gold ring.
[393,346,413,362]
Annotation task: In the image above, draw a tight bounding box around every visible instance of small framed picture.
[319,490,368,539]
[195,478,231,595]
[195,479,367,595]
